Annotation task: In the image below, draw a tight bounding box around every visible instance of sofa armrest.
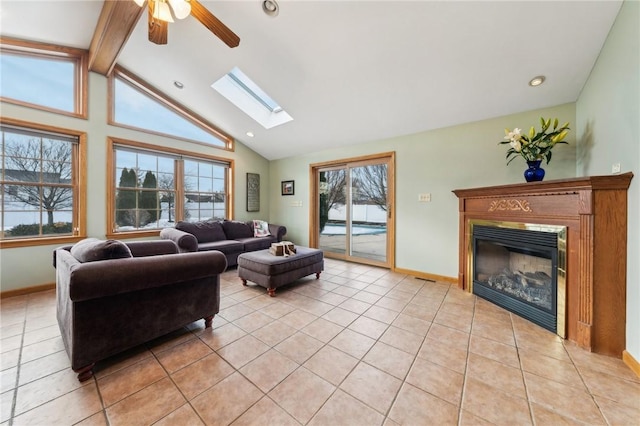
[53,244,74,268]
[268,224,287,242]
[56,249,227,302]
[160,228,198,252]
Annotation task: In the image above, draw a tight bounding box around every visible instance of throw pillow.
[253,220,271,237]
[70,238,133,263]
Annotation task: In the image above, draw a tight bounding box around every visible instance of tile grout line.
[456,292,476,426]
[226,268,412,424]
[7,301,27,426]
[300,270,408,424]
[512,312,537,426]
[269,270,394,424]
[562,340,613,425]
[379,279,443,424]
[158,326,212,426]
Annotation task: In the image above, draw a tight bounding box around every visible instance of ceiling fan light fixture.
[262,0,279,17]
[529,75,546,87]
[168,0,191,20]
[153,0,174,23]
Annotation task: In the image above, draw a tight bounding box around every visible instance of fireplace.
[453,173,632,356]
[470,220,566,337]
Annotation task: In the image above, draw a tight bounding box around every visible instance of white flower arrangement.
[500,118,570,164]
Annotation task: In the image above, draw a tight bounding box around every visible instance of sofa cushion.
[222,220,254,240]
[176,220,226,243]
[197,240,245,255]
[236,236,277,252]
[70,238,132,263]
[253,220,271,237]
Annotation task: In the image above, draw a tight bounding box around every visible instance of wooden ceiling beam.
[88,0,145,76]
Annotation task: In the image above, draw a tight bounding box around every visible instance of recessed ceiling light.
[262,0,279,17]
[173,80,184,89]
[246,131,255,137]
[529,76,546,87]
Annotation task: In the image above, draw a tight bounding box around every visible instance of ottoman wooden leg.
[316,272,321,279]
[267,287,276,297]
[242,279,247,286]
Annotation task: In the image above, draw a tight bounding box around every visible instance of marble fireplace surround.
[453,172,633,357]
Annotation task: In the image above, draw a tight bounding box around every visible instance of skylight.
[212,67,293,130]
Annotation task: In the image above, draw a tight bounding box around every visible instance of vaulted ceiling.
[0,1,623,160]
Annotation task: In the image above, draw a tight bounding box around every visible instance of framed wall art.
[281,180,294,196]
[247,173,260,212]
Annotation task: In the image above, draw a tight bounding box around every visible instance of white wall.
[576,0,639,361]
[0,72,270,292]
[269,103,576,278]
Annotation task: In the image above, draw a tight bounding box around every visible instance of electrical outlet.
[612,163,621,174]
[418,193,431,202]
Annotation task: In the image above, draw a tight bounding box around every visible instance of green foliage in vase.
[499,117,570,165]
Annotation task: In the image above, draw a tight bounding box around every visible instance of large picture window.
[0,38,88,118]
[1,120,86,247]
[109,67,233,151]
[108,138,232,237]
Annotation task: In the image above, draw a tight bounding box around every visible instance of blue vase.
[524,160,545,182]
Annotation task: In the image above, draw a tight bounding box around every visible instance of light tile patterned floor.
[2,258,639,425]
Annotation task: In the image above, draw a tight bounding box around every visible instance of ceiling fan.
[133,0,240,48]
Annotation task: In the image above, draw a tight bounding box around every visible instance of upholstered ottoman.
[238,247,324,296]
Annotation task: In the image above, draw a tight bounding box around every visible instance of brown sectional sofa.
[53,239,227,381]
[160,220,287,267]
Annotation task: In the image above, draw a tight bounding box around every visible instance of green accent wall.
[576,0,639,361]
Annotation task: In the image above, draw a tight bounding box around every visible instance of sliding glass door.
[311,153,394,268]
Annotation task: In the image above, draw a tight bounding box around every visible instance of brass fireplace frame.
[467,219,567,338]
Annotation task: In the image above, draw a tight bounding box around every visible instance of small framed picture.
[281,180,294,196]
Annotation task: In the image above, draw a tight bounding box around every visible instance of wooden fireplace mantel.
[453,172,633,357]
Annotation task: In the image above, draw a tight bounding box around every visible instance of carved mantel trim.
[453,172,633,357]
[488,199,532,212]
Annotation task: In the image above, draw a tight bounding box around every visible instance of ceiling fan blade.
[190,0,240,48]
[148,1,168,45]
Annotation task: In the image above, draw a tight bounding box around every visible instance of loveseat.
[53,238,227,381]
[160,220,287,267]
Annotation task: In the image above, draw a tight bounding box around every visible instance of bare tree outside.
[319,169,346,232]
[3,137,73,227]
[352,164,387,210]
[158,174,177,222]
[322,169,347,209]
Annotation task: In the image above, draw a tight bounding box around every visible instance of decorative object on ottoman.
[499,117,570,182]
[269,241,296,256]
[238,246,324,296]
[53,239,227,381]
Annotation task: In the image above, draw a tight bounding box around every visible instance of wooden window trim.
[0,37,88,119]
[108,66,234,152]
[106,137,234,239]
[0,117,87,249]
